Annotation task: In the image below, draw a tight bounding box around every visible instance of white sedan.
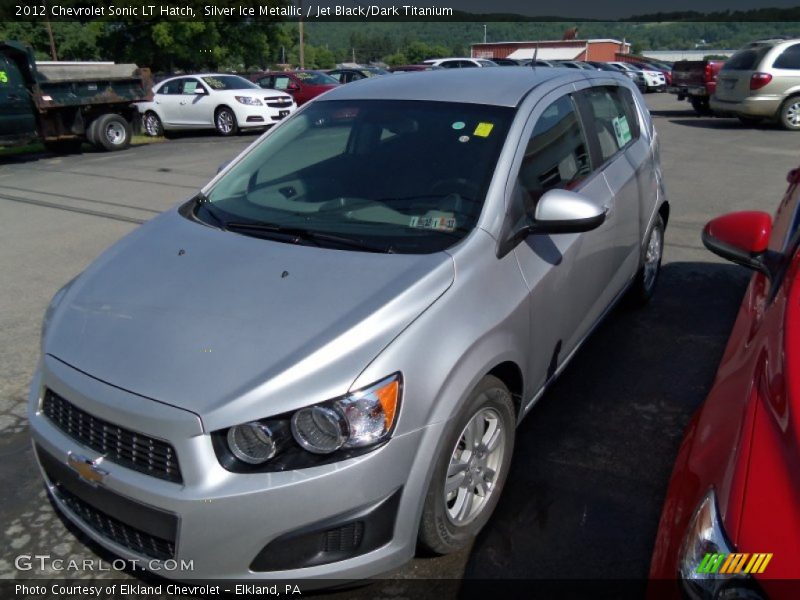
[139,74,296,137]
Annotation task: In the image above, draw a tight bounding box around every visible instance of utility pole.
[298,0,305,69]
[44,2,58,61]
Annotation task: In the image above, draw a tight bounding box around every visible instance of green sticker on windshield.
[612,116,632,146]
[0,71,7,84]
[452,121,465,130]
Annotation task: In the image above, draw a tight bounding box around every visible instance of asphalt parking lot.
[1,92,798,591]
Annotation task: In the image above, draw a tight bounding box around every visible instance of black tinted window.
[723,46,770,70]
[774,44,800,69]
[517,94,592,211]
[157,79,182,95]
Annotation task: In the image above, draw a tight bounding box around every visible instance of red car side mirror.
[702,211,773,275]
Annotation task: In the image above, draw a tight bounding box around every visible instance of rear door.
[0,52,37,141]
[574,84,644,293]
[771,43,800,105]
[153,79,185,126]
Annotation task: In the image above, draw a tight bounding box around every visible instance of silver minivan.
[29,68,668,581]
[711,38,800,130]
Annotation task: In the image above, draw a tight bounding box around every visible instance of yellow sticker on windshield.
[473,122,494,137]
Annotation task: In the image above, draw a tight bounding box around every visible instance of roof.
[472,39,630,47]
[317,67,583,107]
[508,48,584,60]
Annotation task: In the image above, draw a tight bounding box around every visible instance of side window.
[273,75,291,90]
[157,79,181,95]
[440,61,459,69]
[459,60,478,68]
[517,94,592,212]
[579,86,639,163]
[181,79,202,94]
[774,44,800,70]
[257,76,274,89]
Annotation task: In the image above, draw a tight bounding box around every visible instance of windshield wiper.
[193,193,226,229]
[225,222,393,253]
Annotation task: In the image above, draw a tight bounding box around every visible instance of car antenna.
[531,45,538,70]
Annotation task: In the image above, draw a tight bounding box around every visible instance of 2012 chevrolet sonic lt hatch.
[29,68,669,580]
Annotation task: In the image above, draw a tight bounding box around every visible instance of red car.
[650,165,800,598]
[250,70,338,106]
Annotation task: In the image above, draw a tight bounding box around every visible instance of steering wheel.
[430,178,480,213]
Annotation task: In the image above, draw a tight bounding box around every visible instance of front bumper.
[235,105,295,128]
[710,95,782,118]
[28,355,440,580]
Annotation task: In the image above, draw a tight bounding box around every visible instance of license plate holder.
[279,110,290,118]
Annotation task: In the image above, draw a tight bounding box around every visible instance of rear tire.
[627,214,665,307]
[215,107,238,136]
[417,375,515,555]
[778,96,800,131]
[690,97,710,116]
[93,114,132,151]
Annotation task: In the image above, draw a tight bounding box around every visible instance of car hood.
[45,208,454,430]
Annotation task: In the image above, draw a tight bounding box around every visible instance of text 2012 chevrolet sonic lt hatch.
[29,68,669,580]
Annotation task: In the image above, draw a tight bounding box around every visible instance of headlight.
[214,373,402,472]
[679,490,759,600]
[235,96,262,106]
[227,421,291,464]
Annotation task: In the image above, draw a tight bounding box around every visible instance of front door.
[508,84,617,395]
[0,53,37,143]
[178,78,214,127]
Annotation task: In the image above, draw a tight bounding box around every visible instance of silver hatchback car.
[29,68,668,581]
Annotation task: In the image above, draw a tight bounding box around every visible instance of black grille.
[323,522,364,552]
[43,389,182,483]
[57,486,175,560]
[265,97,292,108]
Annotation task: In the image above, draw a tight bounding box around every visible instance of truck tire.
[93,114,132,151]
[690,97,711,116]
[43,140,83,154]
[85,119,102,146]
[778,96,800,131]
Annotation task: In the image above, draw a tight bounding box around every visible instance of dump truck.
[0,41,152,153]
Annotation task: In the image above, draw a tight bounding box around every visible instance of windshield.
[295,71,338,85]
[202,75,260,90]
[199,100,513,253]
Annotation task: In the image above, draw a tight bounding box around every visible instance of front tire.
[215,107,238,136]
[778,96,800,131]
[417,375,515,555]
[627,214,665,307]
[143,111,164,137]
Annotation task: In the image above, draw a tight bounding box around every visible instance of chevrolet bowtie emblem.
[67,452,108,486]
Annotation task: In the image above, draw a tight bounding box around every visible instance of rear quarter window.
[723,46,771,70]
[773,44,800,70]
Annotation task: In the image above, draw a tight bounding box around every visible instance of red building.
[471,39,631,62]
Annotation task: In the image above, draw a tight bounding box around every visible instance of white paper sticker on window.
[612,116,632,147]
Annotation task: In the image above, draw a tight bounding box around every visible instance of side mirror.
[287,82,300,92]
[532,189,607,234]
[701,211,772,275]
[194,87,207,95]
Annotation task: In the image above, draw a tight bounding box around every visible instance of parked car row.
[669,37,800,130]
